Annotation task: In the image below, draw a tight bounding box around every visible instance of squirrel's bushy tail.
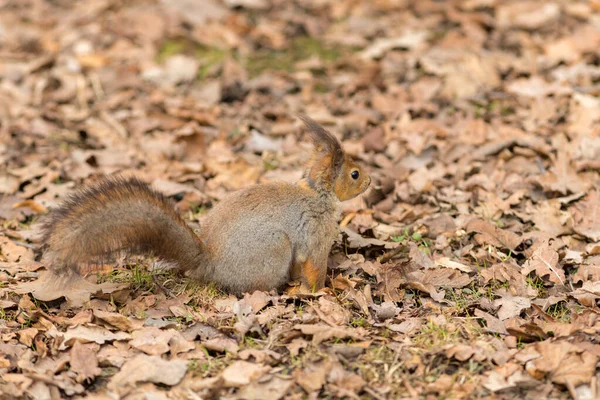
[41,177,205,275]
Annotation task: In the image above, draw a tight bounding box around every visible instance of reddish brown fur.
[301,258,321,290]
[298,114,344,192]
[41,115,370,296]
[41,177,206,277]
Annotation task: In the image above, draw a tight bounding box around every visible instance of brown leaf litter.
[2,0,600,398]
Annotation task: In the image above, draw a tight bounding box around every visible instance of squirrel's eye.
[351,170,359,180]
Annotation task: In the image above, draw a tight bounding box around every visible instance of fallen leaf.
[70,341,102,383]
[60,326,132,350]
[493,295,531,320]
[466,219,522,251]
[0,236,34,263]
[234,375,294,400]
[93,309,143,332]
[15,271,129,308]
[108,354,187,392]
[17,328,38,347]
[292,360,332,393]
[221,360,270,387]
[130,327,173,355]
[294,324,364,345]
[434,257,472,273]
[528,341,597,387]
[521,241,564,285]
[571,190,600,241]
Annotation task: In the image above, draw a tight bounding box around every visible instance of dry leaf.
[493,295,531,320]
[521,241,564,285]
[15,271,129,307]
[60,326,132,349]
[108,354,187,392]
[571,190,600,241]
[221,361,270,387]
[70,341,102,383]
[129,327,173,355]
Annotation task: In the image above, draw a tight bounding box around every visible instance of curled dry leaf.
[434,257,472,273]
[17,328,38,347]
[342,227,398,249]
[93,309,144,332]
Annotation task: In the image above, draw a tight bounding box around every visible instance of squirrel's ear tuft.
[297,114,345,191]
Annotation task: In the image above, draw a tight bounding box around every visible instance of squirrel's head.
[298,114,370,201]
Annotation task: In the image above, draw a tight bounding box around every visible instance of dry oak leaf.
[506,322,549,343]
[60,325,132,350]
[434,257,472,273]
[407,268,472,302]
[243,290,274,313]
[15,270,129,308]
[534,149,587,195]
[328,361,366,394]
[480,262,535,298]
[292,360,332,393]
[527,341,597,387]
[93,309,144,332]
[484,366,540,393]
[493,294,531,320]
[497,2,560,29]
[444,342,494,362]
[521,241,565,285]
[316,296,351,325]
[294,324,365,345]
[129,327,173,355]
[465,219,521,251]
[571,281,600,307]
[0,236,34,263]
[107,354,187,392]
[474,309,508,335]
[17,328,38,347]
[573,264,600,283]
[168,331,196,355]
[342,227,398,249]
[70,341,102,383]
[221,360,270,387]
[234,375,294,400]
[529,200,571,237]
[571,190,600,241]
[203,337,240,354]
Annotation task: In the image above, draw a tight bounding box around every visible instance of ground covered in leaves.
[1,0,600,398]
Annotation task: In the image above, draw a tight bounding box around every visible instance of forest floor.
[1,0,600,399]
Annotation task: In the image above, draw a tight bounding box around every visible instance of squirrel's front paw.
[285,282,331,297]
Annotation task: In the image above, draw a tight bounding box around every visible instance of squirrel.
[40,115,371,295]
